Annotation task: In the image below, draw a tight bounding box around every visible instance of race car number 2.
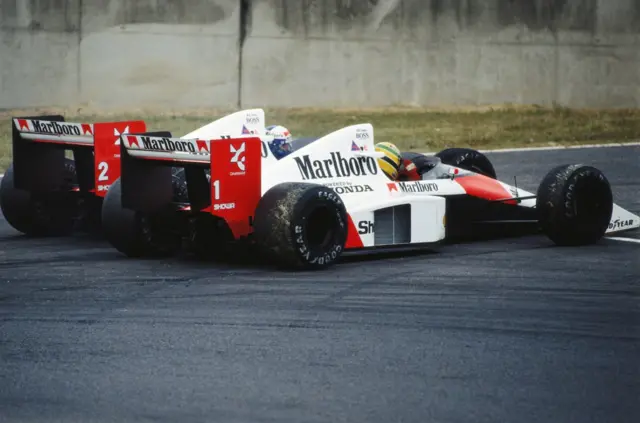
[98,161,109,181]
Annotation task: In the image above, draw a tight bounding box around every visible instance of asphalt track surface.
[1,146,639,423]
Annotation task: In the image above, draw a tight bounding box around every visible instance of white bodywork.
[124,108,284,168]
[260,123,449,246]
[120,108,640,248]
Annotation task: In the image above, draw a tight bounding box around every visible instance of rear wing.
[11,115,146,197]
[119,132,262,239]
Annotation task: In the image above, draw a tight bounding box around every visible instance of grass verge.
[1,105,639,173]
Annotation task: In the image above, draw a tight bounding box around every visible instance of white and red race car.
[99,108,639,270]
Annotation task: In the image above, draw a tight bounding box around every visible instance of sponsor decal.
[214,202,236,211]
[608,219,634,230]
[325,181,352,187]
[355,128,370,140]
[333,184,373,195]
[245,113,260,125]
[387,181,439,193]
[230,142,246,175]
[324,181,373,195]
[242,125,257,135]
[294,152,378,180]
[350,141,368,152]
[397,181,439,193]
[17,119,93,136]
[140,136,196,153]
[196,140,209,153]
[358,220,374,234]
[33,120,80,135]
[125,136,209,155]
[113,126,130,146]
[295,223,344,265]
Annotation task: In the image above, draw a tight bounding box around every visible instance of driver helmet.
[265,125,293,159]
[375,142,402,180]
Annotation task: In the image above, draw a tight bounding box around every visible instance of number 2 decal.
[98,162,109,181]
[213,179,220,200]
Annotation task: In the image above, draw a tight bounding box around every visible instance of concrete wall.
[0,0,240,109]
[1,0,639,110]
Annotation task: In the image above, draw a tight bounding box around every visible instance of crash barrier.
[2,0,640,110]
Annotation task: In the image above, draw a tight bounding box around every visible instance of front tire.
[0,160,79,236]
[536,164,613,246]
[435,148,497,179]
[253,182,348,270]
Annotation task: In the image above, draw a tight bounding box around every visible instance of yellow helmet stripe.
[378,160,397,178]
[376,144,401,163]
[380,155,398,169]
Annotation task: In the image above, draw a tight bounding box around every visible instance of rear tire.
[0,160,79,236]
[435,148,497,179]
[536,164,613,246]
[253,182,348,270]
[101,178,181,258]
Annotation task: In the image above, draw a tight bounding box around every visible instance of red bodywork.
[93,121,147,197]
[398,157,516,204]
[208,137,263,238]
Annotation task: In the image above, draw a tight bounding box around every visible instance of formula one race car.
[0,109,267,236]
[101,111,639,269]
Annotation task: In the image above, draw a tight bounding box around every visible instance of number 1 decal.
[98,162,109,181]
[213,179,220,200]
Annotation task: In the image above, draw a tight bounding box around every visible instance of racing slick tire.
[536,164,613,246]
[101,178,182,258]
[0,159,79,236]
[435,148,497,179]
[253,182,348,270]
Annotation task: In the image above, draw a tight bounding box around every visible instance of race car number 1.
[213,179,220,200]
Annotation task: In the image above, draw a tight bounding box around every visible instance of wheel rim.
[304,206,338,252]
[574,177,611,226]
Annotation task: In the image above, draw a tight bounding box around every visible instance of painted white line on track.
[423,141,640,155]
[606,236,640,244]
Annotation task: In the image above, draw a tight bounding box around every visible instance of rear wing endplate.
[119,133,262,239]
